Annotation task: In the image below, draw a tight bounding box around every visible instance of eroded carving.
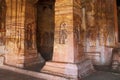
[74,24,81,43]
[25,22,35,49]
[59,22,67,44]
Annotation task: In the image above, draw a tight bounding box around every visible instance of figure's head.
[60,22,67,29]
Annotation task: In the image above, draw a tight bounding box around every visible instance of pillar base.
[5,52,45,68]
[41,59,94,79]
[24,53,43,67]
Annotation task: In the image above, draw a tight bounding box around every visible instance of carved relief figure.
[59,22,67,44]
[25,23,34,49]
[74,24,81,43]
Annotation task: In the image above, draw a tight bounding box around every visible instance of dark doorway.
[36,0,55,61]
[117,0,120,42]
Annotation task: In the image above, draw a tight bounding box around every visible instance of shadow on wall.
[36,0,55,61]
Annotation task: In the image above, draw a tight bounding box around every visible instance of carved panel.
[81,0,115,47]
[80,0,115,65]
[59,22,68,44]
[25,22,35,49]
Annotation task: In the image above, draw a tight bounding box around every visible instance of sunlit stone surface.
[4,0,42,68]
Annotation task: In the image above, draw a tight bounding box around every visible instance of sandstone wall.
[81,0,115,65]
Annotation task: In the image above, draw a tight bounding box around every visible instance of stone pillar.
[41,0,94,79]
[5,0,41,68]
[23,0,42,68]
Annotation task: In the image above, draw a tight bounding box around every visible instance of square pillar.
[41,0,94,79]
[5,0,42,68]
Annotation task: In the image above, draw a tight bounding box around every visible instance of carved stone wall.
[73,0,85,62]
[0,0,117,69]
[5,0,26,67]
[81,0,115,65]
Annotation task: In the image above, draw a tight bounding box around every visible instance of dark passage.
[36,0,55,61]
[117,0,120,42]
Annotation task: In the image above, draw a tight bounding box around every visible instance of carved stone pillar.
[5,0,41,68]
[41,0,94,79]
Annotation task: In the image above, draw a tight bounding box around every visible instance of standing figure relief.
[59,22,68,44]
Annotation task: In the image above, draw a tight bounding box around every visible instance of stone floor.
[0,68,44,80]
[83,71,120,80]
[1,66,120,80]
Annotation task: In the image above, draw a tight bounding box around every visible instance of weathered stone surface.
[42,59,94,79]
[5,0,26,67]
[4,0,42,68]
[80,0,115,65]
[0,0,118,79]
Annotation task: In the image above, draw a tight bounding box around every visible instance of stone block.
[41,59,94,80]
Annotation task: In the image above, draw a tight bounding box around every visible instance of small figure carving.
[26,23,33,49]
[74,24,80,43]
[59,22,67,44]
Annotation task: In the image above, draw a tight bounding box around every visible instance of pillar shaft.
[5,0,41,68]
[52,0,85,63]
[52,0,74,63]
